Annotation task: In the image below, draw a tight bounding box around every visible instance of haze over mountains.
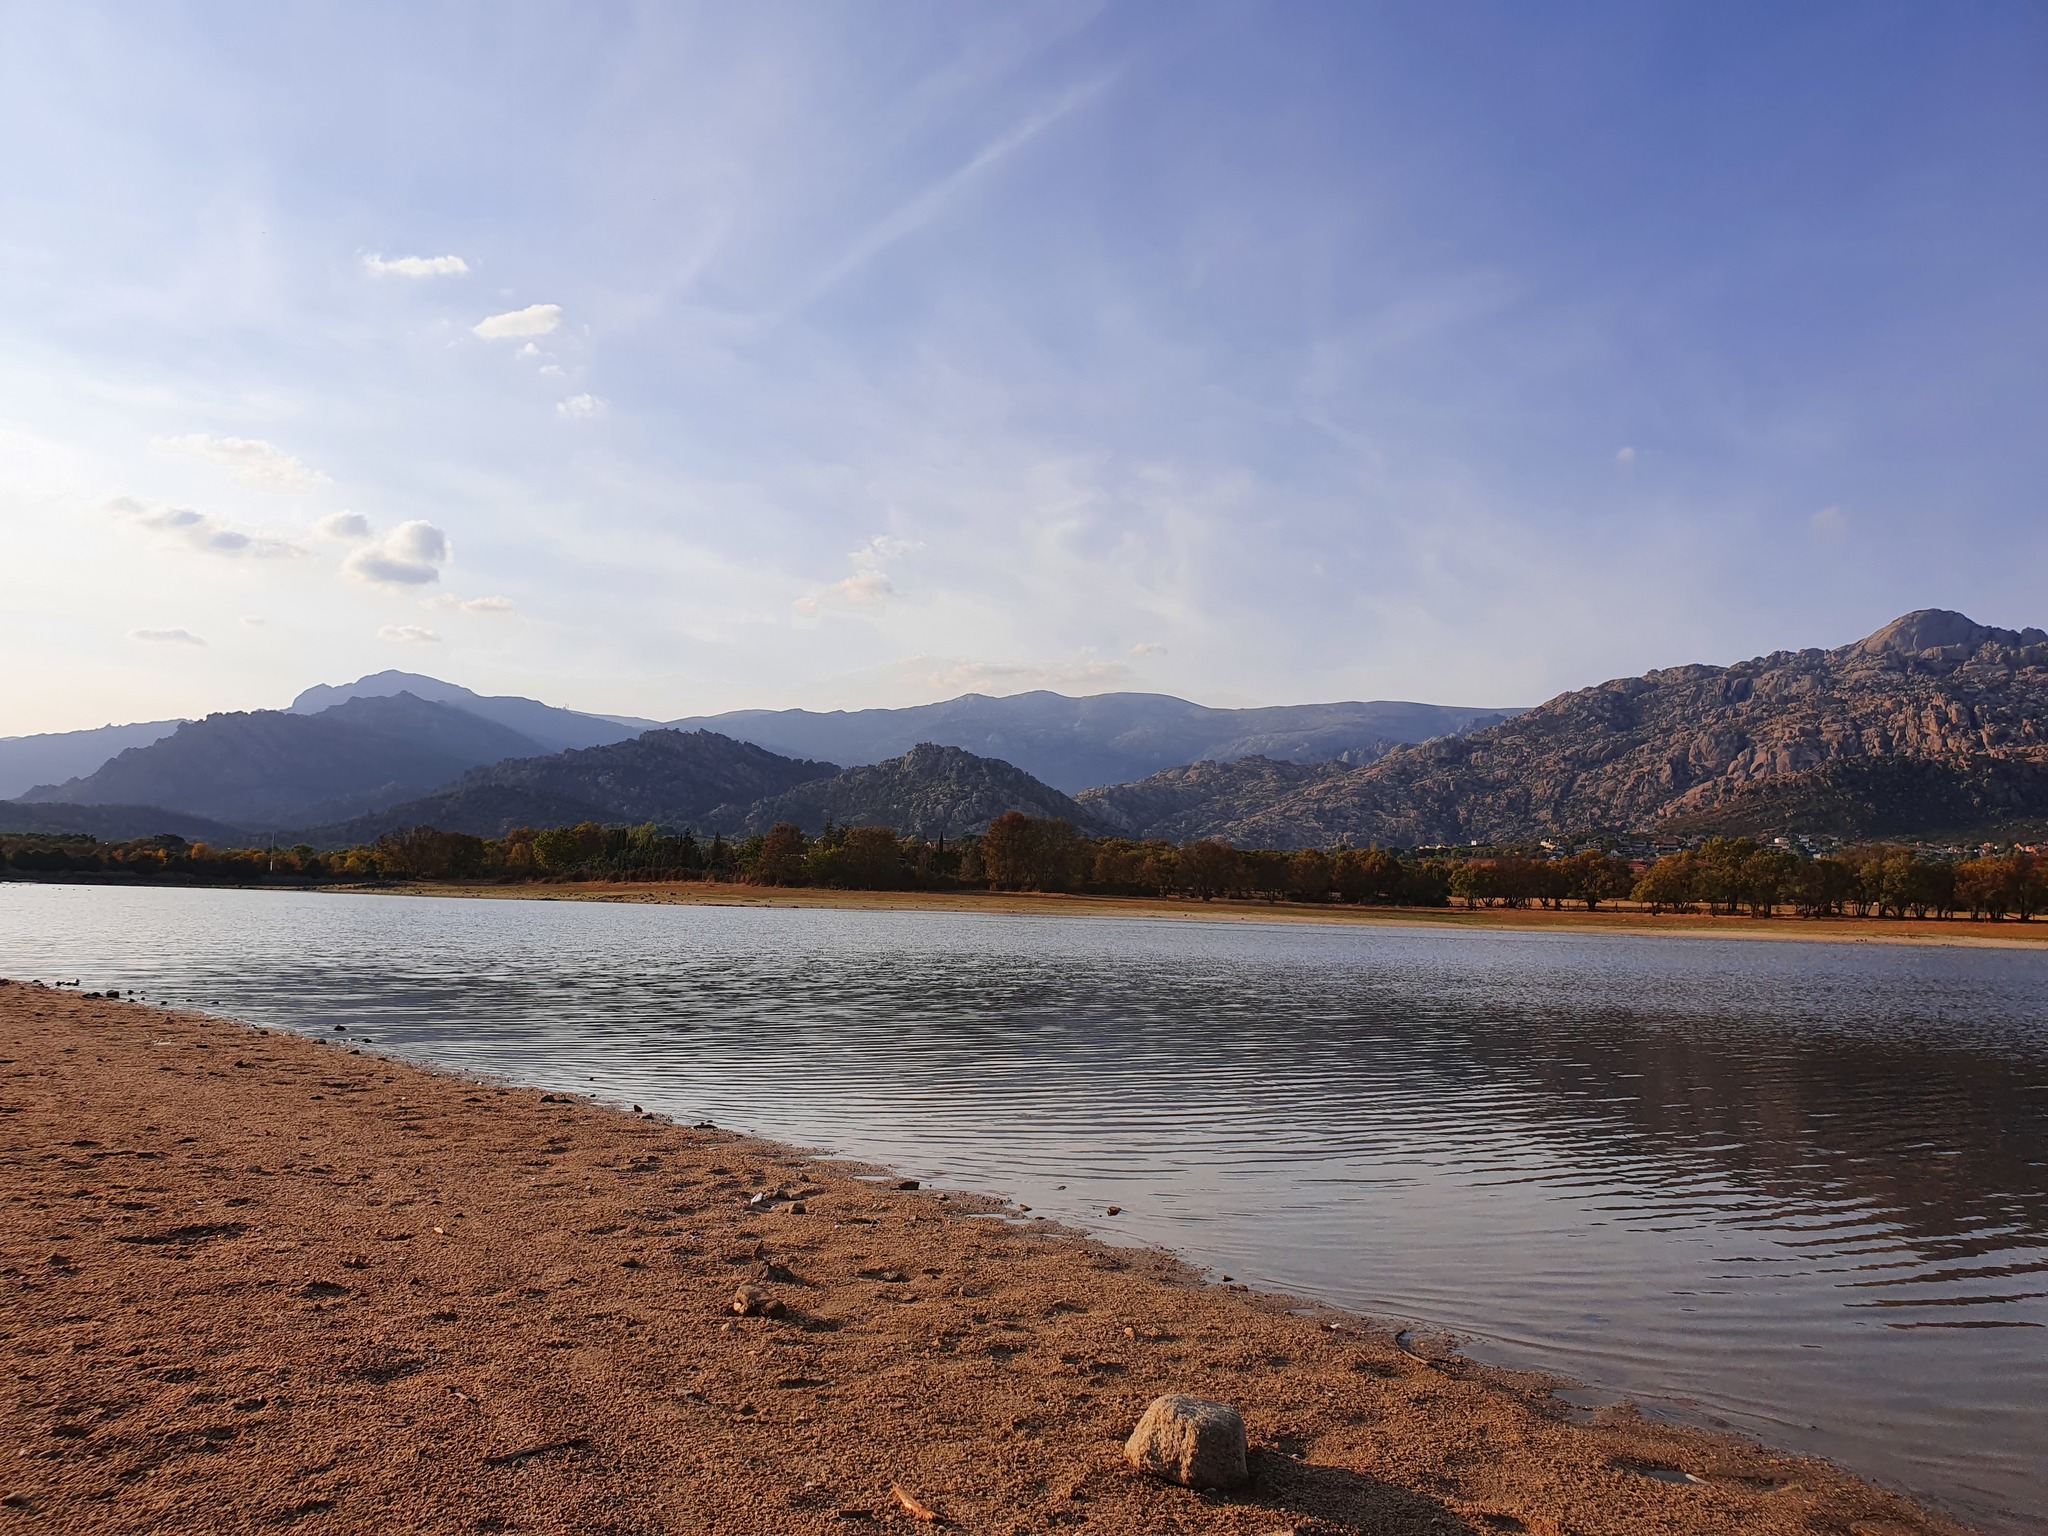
[3,610,2043,850]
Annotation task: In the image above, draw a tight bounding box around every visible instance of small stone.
[731,1286,785,1318]
[1106,1206,1122,1216]
[1124,1393,1248,1490]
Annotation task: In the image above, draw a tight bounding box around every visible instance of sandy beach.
[1,983,1971,1535]
[371,877,2048,951]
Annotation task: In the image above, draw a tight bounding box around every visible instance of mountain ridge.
[1211,610,2048,847]
[20,694,551,827]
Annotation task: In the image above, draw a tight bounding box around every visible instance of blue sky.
[3,2,2043,733]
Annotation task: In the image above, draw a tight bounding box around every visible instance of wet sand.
[0,983,1972,1535]
[382,877,2048,951]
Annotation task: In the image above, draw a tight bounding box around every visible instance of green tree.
[749,823,810,886]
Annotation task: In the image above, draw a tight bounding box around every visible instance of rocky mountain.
[735,743,1102,840]
[0,719,185,801]
[1216,610,2048,848]
[1077,757,1353,842]
[291,670,651,752]
[667,692,1512,794]
[296,730,838,844]
[20,693,550,828]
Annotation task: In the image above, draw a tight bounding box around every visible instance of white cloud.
[556,393,603,419]
[1128,641,1168,658]
[850,534,922,568]
[792,532,922,618]
[793,569,894,616]
[429,593,519,617]
[239,615,266,627]
[129,627,205,646]
[1811,505,1849,541]
[362,253,470,278]
[1615,446,1637,464]
[376,624,440,645]
[107,495,302,559]
[473,303,562,339]
[341,520,452,586]
[314,509,372,541]
[150,433,328,493]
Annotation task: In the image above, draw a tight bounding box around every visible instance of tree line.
[2,821,2041,920]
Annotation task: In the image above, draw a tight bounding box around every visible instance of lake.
[2,881,2043,1530]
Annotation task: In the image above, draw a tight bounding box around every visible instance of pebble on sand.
[1124,1392,1249,1490]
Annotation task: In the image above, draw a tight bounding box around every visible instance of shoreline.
[354,876,2048,951]
[0,983,1973,1534]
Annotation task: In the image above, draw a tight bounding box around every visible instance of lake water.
[2,882,2043,1531]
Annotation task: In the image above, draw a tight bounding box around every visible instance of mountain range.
[664,694,1510,793]
[5,609,2044,852]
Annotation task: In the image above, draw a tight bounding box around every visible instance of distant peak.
[1854,609,2045,657]
[292,670,472,714]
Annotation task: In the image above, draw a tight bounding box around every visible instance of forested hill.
[736,744,1102,840]
[1213,610,2048,847]
[294,730,839,844]
[17,693,549,827]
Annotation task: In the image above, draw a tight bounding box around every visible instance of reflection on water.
[2,883,2043,1530]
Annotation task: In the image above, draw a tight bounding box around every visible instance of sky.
[3,2,2044,735]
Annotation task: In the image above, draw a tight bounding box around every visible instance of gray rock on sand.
[1124,1393,1248,1489]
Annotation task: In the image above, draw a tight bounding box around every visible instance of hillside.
[668,692,1511,793]
[0,719,185,801]
[1219,610,2048,848]
[1077,756,1353,842]
[19,693,548,828]
[0,800,253,845]
[296,730,837,844]
[734,743,1102,839]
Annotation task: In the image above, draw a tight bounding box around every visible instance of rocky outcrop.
[1218,611,2048,847]
[1077,756,1352,842]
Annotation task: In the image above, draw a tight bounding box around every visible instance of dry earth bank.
[374,878,2048,951]
[0,986,1969,1535]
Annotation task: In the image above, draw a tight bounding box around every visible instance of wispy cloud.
[341,520,452,586]
[896,653,1135,696]
[1811,505,1849,542]
[556,393,603,419]
[430,593,519,616]
[474,303,562,339]
[129,627,205,646]
[107,495,302,559]
[795,75,1113,311]
[376,624,440,644]
[363,253,470,278]
[150,433,328,493]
